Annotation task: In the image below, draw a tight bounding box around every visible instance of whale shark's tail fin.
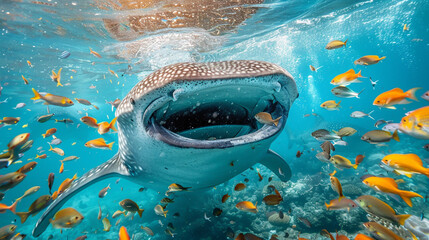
[32,153,128,237]
[259,149,292,182]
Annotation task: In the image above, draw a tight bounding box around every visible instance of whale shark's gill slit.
[32,153,129,237]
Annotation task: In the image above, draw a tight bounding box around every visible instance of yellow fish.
[51,68,63,87]
[399,106,429,139]
[31,88,74,107]
[320,100,341,111]
[403,24,409,31]
[354,55,386,66]
[381,153,429,178]
[22,75,29,85]
[331,69,363,86]
[325,39,348,50]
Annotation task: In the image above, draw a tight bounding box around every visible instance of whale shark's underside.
[33,60,298,236]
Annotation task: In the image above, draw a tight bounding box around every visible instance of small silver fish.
[13,103,26,109]
[333,140,348,146]
[382,123,400,133]
[49,135,62,145]
[374,120,392,128]
[350,111,374,120]
[331,86,364,98]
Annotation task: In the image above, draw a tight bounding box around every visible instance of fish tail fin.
[274,189,281,198]
[273,117,281,127]
[49,144,53,151]
[164,210,168,218]
[9,200,18,214]
[367,110,375,120]
[16,212,29,224]
[31,88,42,100]
[352,164,358,169]
[108,142,114,150]
[109,117,117,132]
[329,170,337,176]
[399,191,423,207]
[392,130,400,142]
[138,209,144,218]
[337,101,341,107]
[42,134,46,138]
[36,154,40,159]
[356,88,365,98]
[396,214,412,225]
[406,87,421,101]
[57,82,63,87]
[324,202,330,209]
[357,70,363,78]
[344,39,348,47]
[379,56,386,61]
[32,153,129,237]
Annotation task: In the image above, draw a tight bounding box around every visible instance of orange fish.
[331,69,363,86]
[236,201,257,213]
[119,226,130,240]
[362,176,423,207]
[97,117,117,135]
[27,60,33,67]
[42,128,57,138]
[381,153,429,178]
[329,170,344,201]
[399,106,429,139]
[0,201,17,214]
[222,194,230,203]
[90,48,102,58]
[354,234,375,240]
[53,174,78,199]
[22,75,29,85]
[59,161,64,174]
[373,87,420,109]
[80,116,99,128]
[85,138,114,150]
[234,183,246,191]
[36,154,47,159]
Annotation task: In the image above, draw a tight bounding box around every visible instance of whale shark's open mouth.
[147,81,287,149]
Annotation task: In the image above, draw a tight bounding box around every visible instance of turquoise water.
[0,0,429,239]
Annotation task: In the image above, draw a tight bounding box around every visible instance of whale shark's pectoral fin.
[32,153,129,237]
[259,149,291,182]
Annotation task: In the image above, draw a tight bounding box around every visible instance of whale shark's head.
[115,60,298,184]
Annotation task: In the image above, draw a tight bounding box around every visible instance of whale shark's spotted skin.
[33,60,297,237]
[118,60,289,115]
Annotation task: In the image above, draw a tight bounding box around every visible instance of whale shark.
[32,60,298,237]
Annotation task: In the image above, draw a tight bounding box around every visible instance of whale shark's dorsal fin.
[32,153,129,237]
